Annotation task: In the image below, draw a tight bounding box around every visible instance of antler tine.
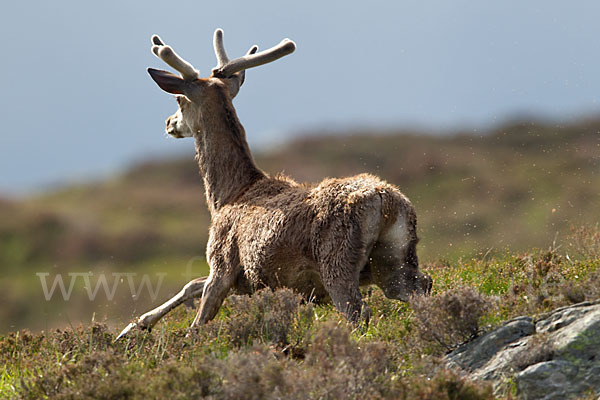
[150,34,199,80]
[213,29,230,69]
[211,29,296,78]
[234,45,259,87]
[152,35,164,46]
[214,29,260,71]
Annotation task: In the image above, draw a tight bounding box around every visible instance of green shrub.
[568,224,600,260]
[410,286,494,353]
[398,368,495,400]
[203,287,314,348]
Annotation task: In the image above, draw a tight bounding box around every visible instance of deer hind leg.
[322,239,376,325]
[318,198,383,324]
[115,277,206,341]
[319,231,376,324]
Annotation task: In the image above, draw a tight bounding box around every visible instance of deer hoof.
[114,322,138,342]
[114,322,152,342]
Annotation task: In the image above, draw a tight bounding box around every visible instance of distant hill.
[0,118,598,332]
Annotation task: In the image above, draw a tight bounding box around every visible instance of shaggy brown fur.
[116,36,431,340]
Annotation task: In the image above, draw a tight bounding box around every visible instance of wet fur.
[212,172,417,302]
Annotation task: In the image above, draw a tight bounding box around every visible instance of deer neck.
[194,87,266,214]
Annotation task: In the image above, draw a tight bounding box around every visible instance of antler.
[211,29,296,78]
[151,35,199,80]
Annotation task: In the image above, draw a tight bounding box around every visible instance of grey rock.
[445,300,600,399]
[536,301,595,334]
[469,335,530,384]
[540,304,600,362]
[447,316,534,371]
[517,360,600,400]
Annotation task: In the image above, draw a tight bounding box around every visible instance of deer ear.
[224,72,245,98]
[147,68,187,94]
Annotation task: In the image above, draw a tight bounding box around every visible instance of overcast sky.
[1,1,599,194]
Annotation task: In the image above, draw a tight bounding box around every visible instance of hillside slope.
[0,118,598,332]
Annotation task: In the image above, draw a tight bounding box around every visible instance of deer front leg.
[115,277,206,341]
[190,264,239,328]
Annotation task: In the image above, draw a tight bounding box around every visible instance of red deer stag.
[116,29,432,340]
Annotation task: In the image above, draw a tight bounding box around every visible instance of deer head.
[147,29,296,138]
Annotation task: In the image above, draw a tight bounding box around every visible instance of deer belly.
[242,252,327,301]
